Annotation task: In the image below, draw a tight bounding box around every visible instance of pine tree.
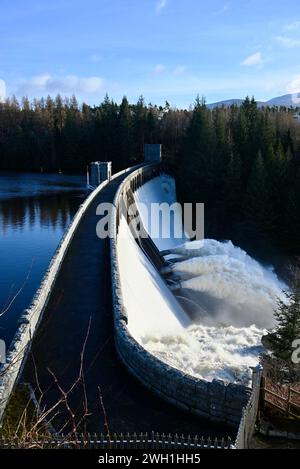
[237,97,260,179]
[117,96,132,169]
[132,95,148,158]
[283,189,300,250]
[244,151,273,234]
[182,96,214,202]
[224,152,243,220]
[271,276,300,361]
[54,94,65,133]
[212,107,229,203]
[96,94,118,161]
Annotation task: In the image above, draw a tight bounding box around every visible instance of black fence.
[0,432,233,449]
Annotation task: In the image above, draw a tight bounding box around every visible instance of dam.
[0,149,278,437]
[0,162,232,436]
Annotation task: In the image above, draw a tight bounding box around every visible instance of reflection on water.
[1,194,79,233]
[0,172,87,347]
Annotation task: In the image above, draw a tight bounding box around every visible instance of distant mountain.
[207,99,245,109]
[208,93,300,109]
[265,93,300,107]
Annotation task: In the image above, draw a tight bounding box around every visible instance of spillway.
[119,174,287,386]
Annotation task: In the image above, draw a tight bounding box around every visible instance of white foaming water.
[141,324,264,384]
[170,239,287,330]
[139,239,287,386]
[121,176,288,386]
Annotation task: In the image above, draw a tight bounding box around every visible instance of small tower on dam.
[89,161,112,187]
[144,144,162,162]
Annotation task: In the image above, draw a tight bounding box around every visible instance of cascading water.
[123,175,288,386]
[167,239,286,329]
[140,239,287,385]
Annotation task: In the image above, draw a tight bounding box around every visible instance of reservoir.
[0,171,86,347]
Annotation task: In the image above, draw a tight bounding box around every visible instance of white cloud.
[17,74,104,96]
[90,54,102,63]
[241,52,264,67]
[213,2,230,16]
[156,0,167,14]
[283,21,300,31]
[275,35,300,48]
[174,65,186,75]
[287,75,300,105]
[29,74,51,92]
[0,79,6,101]
[287,75,300,93]
[154,64,166,74]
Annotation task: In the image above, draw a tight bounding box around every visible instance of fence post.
[287,386,291,418]
[0,432,236,449]
[260,376,266,413]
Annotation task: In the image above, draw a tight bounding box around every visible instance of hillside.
[208,93,300,109]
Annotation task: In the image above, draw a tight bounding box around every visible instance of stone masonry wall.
[0,166,133,424]
[110,164,252,428]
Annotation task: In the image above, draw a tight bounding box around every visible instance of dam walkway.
[21,169,232,436]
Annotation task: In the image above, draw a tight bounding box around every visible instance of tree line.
[1,94,300,253]
[173,97,300,255]
[0,94,187,173]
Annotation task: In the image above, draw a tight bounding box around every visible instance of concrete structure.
[90,161,112,187]
[1,163,222,437]
[0,157,254,434]
[110,164,252,428]
[235,366,262,448]
[0,164,134,425]
[144,144,162,163]
[0,340,5,365]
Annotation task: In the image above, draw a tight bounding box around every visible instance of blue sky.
[1,0,300,107]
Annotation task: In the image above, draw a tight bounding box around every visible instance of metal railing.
[0,432,233,449]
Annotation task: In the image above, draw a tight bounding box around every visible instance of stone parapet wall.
[0,166,133,424]
[110,163,252,428]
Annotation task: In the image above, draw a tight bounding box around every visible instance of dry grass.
[0,318,111,448]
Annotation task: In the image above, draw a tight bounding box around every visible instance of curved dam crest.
[0,165,135,423]
[1,161,280,431]
[111,165,253,427]
[1,163,231,436]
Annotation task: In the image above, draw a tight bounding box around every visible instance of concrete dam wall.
[0,165,133,424]
[110,163,252,427]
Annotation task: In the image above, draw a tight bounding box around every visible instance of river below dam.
[0,171,86,347]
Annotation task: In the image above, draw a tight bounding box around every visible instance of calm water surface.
[0,172,87,347]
